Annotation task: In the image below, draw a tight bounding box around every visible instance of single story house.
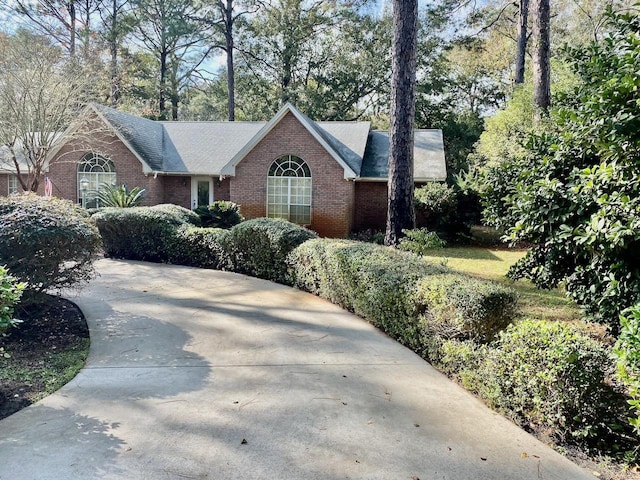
[0,103,446,237]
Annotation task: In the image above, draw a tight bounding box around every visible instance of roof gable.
[220,103,360,179]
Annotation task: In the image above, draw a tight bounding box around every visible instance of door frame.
[191,176,214,209]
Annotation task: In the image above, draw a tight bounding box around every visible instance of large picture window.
[78,153,116,207]
[267,155,311,224]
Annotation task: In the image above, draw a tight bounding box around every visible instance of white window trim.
[266,155,312,225]
[7,174,18,195]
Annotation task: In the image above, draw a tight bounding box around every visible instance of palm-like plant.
[94,184,146,208]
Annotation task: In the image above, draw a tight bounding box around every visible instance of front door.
[191,177,213,209]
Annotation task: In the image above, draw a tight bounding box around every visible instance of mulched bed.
[0,295,89,420]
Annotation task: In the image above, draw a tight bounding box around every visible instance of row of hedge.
[91,205,637,456]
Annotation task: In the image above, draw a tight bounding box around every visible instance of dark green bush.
[0,265,25,334]
[415,274,518,342]
[414,182,474,242]
[225,218,317,283]
[398,228,445,255]
[615,303,640,435]
[479,319,626,448]
[195,201,243,228]
[288,239,517,352]
[92,205,192,261]
[167,225,230,270]
[0,193,102,300]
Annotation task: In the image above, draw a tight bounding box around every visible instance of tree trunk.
[385,0,418,247]
[515,0,529,85]
[110,0,120,107]
[159,48,168,119]
[532,0,550,111]
[68,1,76,57]
[225,0,235,121]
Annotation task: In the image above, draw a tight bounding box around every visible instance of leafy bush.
[415,273,517,343]
[0,194,101,299]
[0,266,25,334]
[167,225,230,270]
[615,303,640,435]
[195,201,243,228]
[92,204,194,262]
[414,182,476,242]
[94,184,145,207]
[479,320,625,448]
[225,218,317,283]
[485,10,640,328]
[288,239,517,351]
[399,228,445,254]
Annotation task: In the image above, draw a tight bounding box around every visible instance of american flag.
[44,176,53,197]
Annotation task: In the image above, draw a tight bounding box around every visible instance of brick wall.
[215,177,231,202]
[230,112,355,238]
[354,181,387,232]
[0,174,7,196]
[47,126,164,206]
[163,175,190,208]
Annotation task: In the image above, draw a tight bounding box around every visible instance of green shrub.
[415,273,517,343]
[195,201,243,228]
[479,319,625,448]
[0,194,102,300]
[414,182,473,242]
[288,239,517,352]
[92,204,193,262]
[167,225,230,270]
[94,184,146,207]
[225,218,317,283]
[399,228,445,255]
[615,303,640,435]
[0,266,25,334]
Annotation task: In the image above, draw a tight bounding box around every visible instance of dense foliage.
[484,10,640,327]
[615,303,640,435]
[288,239,517,350]
[94,184,146,207]
[0,266,25,334]
[223,218,317,284]
[0,194,101,300]
[194,201,243,228]
[92,204,199,261]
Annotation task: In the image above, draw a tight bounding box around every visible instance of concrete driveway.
[0,259,593,480]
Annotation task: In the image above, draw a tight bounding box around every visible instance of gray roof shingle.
[91,104,446,181]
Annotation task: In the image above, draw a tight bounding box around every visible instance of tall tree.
[514,0,529,84]
[532,0,550,110]
[385,0,418,246]
[99,0,132,107]
[195,0,259,121]
[131,0,210,119]
[0,31,94,191]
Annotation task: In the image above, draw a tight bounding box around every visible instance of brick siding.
[230,112,355,238]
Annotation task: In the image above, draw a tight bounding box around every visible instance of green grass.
[421,247,582,323]
[0,338,89,403]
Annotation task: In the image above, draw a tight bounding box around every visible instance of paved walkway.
[0,259,593,480]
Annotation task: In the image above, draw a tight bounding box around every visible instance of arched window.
[77,153,116,207]
[267,155,311,224]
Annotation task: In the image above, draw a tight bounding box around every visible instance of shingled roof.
[86,103,446,181]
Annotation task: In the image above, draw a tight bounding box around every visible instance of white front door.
[191,177,213,209]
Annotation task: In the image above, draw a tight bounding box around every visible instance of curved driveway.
[0,259,592,480]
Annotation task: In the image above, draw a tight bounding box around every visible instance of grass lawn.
[421,247,582,323]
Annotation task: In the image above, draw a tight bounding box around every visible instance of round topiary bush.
[0,193,102,301]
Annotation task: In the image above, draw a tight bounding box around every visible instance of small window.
[77,153,116,207]
[267,155,311,224]
[7,174,18,195]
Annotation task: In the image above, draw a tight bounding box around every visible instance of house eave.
[354,176,445,182]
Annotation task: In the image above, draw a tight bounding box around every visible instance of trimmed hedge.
[0,193,102,299]
[224,218,317,283]
[288,239,517,352]
[480,320,627,449]
[167,225,229,270]
[92,204,197,261]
